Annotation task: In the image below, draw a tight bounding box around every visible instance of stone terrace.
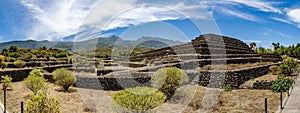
[91,34,283,90]
[129,34,282,65]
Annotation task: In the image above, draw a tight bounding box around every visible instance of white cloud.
[218,8,258,22]
[223,0,282,14]
[266,28,293,39]
[76,1,213,41]
[20,0,99,41]
[270,17,292,24]
[278,32,293,39]
[20,0,284,41]
[286,8,300,28]
[199,0,281,22]
[101,4,211,31]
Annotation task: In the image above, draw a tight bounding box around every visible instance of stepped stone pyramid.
[129,34,282,66]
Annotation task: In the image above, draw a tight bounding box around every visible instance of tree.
[1,75,12,90]
[1,49,8,56]
[272,42,280,52]
[8,46,18,52]
[249,42,256,50]
[256,47,267,54]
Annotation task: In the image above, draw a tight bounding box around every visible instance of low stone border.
[0,65,72,82]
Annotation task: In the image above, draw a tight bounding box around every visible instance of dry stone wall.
[0,65,72,82]
[129,34,282,63]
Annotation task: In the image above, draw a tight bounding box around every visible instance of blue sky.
[0,0,300,47]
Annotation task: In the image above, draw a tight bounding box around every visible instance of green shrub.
[0,62,7,69]
[0,55,5,62]
[112,87,166,112]
[8,52,20,58]
[1,75,13,90]
[279,57,299,76]
[141,58,147,63]
[26,92,61,113]
[53,68,75,91]
[24,76,48,94]
[24,69,48,94]
[271,75,293,92]
[151,67,189,99]
[29,69,45,78]
[269,65,279,75]
[67,57,73,64]
[56,52,69,58]
[0,55,7,69]
[14,60,26,68]
[195,67,202,71]
[223,84,232,92]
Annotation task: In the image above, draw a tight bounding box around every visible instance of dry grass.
[0,82,93,113]
[169,85,283,113]
[211,89,285,113]
[0,81,283,113]
[201,62,274,70]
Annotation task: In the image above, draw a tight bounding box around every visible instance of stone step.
[167,54,260,60]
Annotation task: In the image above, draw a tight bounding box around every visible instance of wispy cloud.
[199,0,282,22]
[218,8,258,22]
[270,17,292,24]
[266,28,293,39]
[286,8,300,28]
[20,0,99,41]
[20,0,284,41]
[223,0,282,14]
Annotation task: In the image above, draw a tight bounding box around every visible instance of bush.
[0,62,7,69]
[0,55,5,62]
[1,75,13,90]
[195,67,202,71]
[26,92,60,113]
[24,76,48,94]
[56,52,69,58]
[222,84,232,92]
[53,68,75,91]
[8,52,20,58]
[0,55,7,69]
[279,57,299,76]
[269,65,279,75]
[112,87,166,112]
[151,67,189,99]
[24,69,48,94]
[271,75,293,92]
[29,69,45,77]
[14,60,26,68]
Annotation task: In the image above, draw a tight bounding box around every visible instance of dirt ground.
[0,79,283,113]
[0,82,116,113]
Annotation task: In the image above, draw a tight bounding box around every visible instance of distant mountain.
[0,36,184,51]
[0,40,56,50]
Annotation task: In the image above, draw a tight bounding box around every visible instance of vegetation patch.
[151,67,189,99]
[53,68,76,91]
[271,75,293,92]
[112,87,166,112]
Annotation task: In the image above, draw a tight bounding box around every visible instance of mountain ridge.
[0,36,184,51]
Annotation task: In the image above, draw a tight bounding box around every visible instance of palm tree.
[249,42,256,50]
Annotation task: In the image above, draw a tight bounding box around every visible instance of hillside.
[0,36,184,52]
